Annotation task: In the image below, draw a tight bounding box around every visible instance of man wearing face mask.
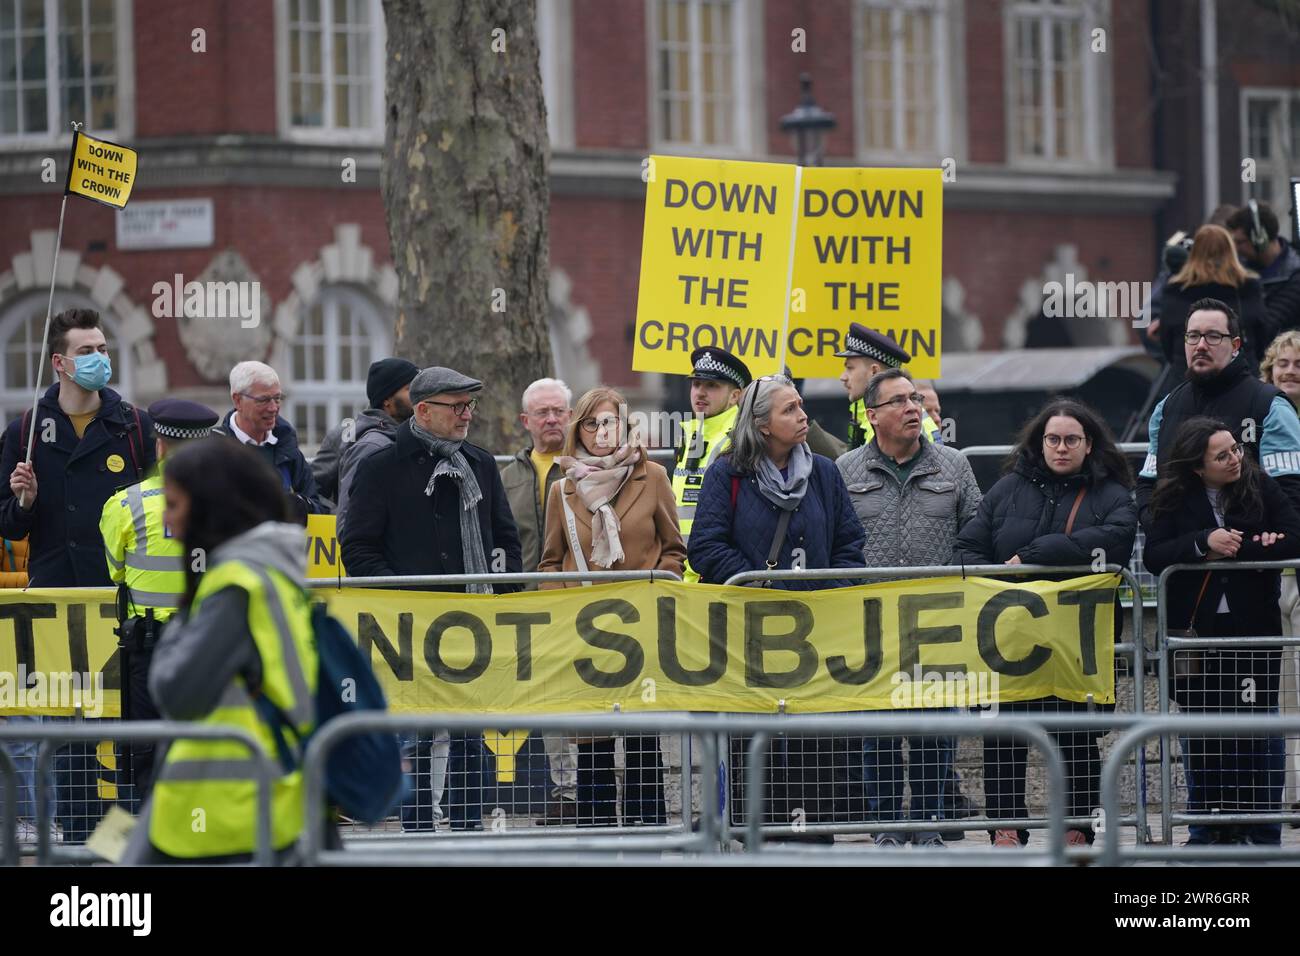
[0,307,156,585]
[0,307,156,846]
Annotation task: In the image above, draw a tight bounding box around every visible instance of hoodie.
[335,407,402,531]
[149,522,307,721]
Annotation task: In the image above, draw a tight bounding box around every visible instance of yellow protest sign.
[64,131,137,208]
[633,155,799,377]
[789,166,944,379]
[306,514,347,579]
[1,575,1117,716]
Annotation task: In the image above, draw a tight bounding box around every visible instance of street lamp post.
[779,73,837,167]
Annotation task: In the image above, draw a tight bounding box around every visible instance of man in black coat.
[340,365,521,833]
[1137,299,1300,524]
[340,366,522,587]
[210,360,330,522]
[0,307,157,846]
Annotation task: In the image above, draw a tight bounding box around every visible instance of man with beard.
[334,358,419,533]
[1137,298,1300,523]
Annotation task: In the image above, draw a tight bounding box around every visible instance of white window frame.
[0,289,132,417]
[853,0,964,163]
[0,0,134,149]
[1240,87,1300,242]
[536,0,574,150]
[1004,0,1111,171]
[647,0,763,156]
[284,284,391,449]
[275,0,386,146]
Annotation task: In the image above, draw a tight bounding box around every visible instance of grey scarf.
[755,441,813,511]
[410,421,492,594]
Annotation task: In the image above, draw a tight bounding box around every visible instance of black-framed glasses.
[1211,443,1245,465]
[869,393,925,410]
[1044,434,1086,449]
[425,398,478,416]
[580,415,621,433]
[1184,330,1232,346]
[239,392,286,406]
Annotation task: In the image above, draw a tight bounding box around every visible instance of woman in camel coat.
[538,386,685,825]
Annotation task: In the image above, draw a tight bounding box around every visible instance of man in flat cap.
[341,366,521,832]
[673,347,750,582]
[100,398,219,799]
[838,322,942,451]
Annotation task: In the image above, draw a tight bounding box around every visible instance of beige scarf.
[556,440,642,568]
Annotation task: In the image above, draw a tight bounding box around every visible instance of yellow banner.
[0,576,1116,716]
[633,155,798,377]
[64,131,137,208]
[788,166,944,379]
[306,514,347,579]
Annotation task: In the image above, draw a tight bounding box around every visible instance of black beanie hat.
[366,358,420,408]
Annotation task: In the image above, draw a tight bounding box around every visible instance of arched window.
[0,291,131,424]
[285,285,390,449]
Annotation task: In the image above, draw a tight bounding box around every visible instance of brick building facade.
[6,0,1290,449]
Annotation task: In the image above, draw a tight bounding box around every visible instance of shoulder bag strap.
[1064,486,1088,535]
[559,482,592,587]
[762,508,794,584]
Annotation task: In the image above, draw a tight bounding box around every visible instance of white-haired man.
[212,360,329,520]
[500,377,579,824]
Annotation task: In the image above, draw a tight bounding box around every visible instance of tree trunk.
[382,0,552,454]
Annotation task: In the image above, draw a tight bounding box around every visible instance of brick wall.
[573,0,649,149]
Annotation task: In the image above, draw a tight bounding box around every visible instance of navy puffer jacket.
[687,452,866,589]
[952,455,1137,572]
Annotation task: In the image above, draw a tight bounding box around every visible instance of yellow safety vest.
[99,466,186,621]
[847,398,941,451]
[672,404,738,583]
[149,558,317,859]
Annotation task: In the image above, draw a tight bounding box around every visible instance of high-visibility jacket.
[148,558,317,859]
[672,404,738,583]
[847,398,942,451]
[99,466,185,621]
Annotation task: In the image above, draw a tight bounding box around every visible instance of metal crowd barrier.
[1102,715,1300,864]
[1154,561,1300,845]
[721,563,1150,843]
[299,711,1081,866]
[0,721,276,866]
[305,569,692,842]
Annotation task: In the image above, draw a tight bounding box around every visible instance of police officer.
[673,348,751,582]
[99,399,218,800]
[837,322,942,450]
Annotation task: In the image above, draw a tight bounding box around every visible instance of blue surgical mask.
[61,352,112,392]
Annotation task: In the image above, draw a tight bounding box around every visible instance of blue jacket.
[211,409,331,521]
[687,453,866,589]
[0,384,156,586]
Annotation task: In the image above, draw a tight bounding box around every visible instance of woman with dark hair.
[953,397,1138,848]
[1156,224,1271,382]
[1142,416,1300,846]
[123,439,320,863]
[689,375,865,839]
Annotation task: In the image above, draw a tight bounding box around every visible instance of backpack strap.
[120,402,144,479]
[730,475,740,510]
